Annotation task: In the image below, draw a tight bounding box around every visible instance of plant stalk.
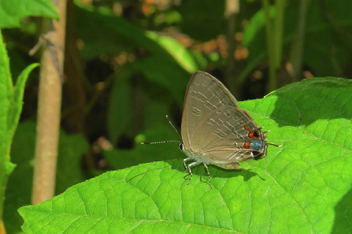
[32,0,67,204]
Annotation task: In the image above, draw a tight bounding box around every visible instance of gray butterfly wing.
[181,71,239,150]
[181,71,266,169]
[191,105,265,168]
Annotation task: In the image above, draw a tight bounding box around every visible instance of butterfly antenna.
[165,115,182,140]
[268,142,282,147]
[141,115,182,145]
[263,130,282,147]
[141,140,180,145]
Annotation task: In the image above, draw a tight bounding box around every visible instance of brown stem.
[32,0,67,205]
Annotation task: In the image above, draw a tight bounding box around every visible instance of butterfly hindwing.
[191,105,265,165]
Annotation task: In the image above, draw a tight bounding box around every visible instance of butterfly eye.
[179,142,184,150]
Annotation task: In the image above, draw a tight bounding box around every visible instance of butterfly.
[144,71,279,188]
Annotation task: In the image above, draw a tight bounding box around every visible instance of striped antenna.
[141,115,182,145]
[141,140,181,145]
[165,115,181,140]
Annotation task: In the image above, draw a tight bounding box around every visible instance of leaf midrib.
[22,208,240,233]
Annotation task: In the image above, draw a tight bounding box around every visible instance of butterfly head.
[250,130,280,160]
[251,141,268,160]
[245,129,269,160]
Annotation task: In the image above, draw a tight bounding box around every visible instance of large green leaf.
[0,0,58,28]
[19,77,352,233]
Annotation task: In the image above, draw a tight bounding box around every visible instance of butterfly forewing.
[181,71,239,150]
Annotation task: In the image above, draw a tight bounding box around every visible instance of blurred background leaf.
[104,124,184,170]
[177,0,225,41]
[0,0,58,28]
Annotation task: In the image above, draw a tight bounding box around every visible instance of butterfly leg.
[183,157,193,173]
[186,161,201,185]
[202,163,212,189]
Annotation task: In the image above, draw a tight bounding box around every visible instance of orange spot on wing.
[248,131,257,139]
[244,125,251,131]
[244,142,251,149]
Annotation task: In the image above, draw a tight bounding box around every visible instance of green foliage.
[177,0,225,41]
[0,0,58,28]
[104,124,184,170]
[0,30,38,220]
[19,78,352,233]
[107,71,135,144]
[146,31,200,73]
[76,3,193,106]
[107,70,175,145]
[242,0,352,78]
[4,122,89,233]
[8,64,39,138]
